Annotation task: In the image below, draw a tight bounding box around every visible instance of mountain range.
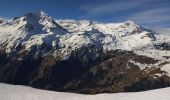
[0,11,170,94]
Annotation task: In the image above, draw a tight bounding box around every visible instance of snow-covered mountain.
[0,11,157,56]
[0,11,169,58]
[0,11,67,53]
[0,11,170,94]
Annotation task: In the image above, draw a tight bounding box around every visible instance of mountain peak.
[35,10,47,15]
[124,20,136,26]
[34,10,48,17]
[24,10,49,19]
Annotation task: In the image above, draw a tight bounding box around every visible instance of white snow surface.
[0,83,170,100]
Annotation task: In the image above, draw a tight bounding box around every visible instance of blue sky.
[0,0,170,27]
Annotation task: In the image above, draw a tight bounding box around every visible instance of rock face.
[0,11,170,94]
[63,53,170,94]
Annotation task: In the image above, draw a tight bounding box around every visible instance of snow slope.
[0,83,170,100]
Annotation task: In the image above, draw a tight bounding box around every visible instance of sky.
[0,0,170,28]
